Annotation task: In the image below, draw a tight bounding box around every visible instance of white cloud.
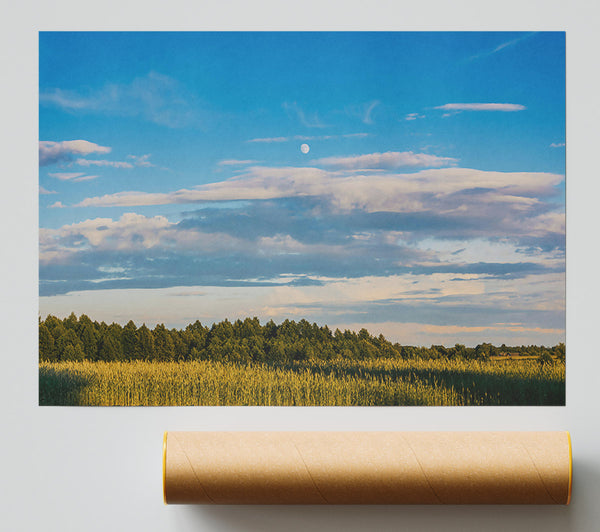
[528,211,565,236]
[49,201,64,209]
[76,190,195,208]
[413,237,562,268]
[39,186,56,194]
[405,113,425,121]
[49,172,84,180]
[435,103,526,112]
[48,172,99,182]
[316,151,457,170]
[550,142,565,148]
[74,166,564,219]
[39,212,244,263]
[75,158,133,169]
[257,270,564,326]
[256,234,344,258]
[39,140,111,166]
[261,274,473,310]
[218,159,260,166]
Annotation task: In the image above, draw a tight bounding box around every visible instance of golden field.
[39,357,565,406]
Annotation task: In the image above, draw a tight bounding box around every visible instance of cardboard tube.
[163,431,572,505]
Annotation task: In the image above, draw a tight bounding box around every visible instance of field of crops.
[39,357,565,406]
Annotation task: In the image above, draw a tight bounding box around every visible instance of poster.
[38,32,565,406]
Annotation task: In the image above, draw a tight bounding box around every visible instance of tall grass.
[39,358,565,406]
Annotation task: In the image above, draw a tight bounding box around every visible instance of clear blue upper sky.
[39,32,565,346]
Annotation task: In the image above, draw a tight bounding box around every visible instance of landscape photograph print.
[38,32,566,406]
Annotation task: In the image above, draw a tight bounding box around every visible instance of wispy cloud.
[435,103,526,113]
[316,151,457,170]
[405,113,425,121]
[363,101,379,124]
[342,133,370,139]
[40,72,202,128]
[346,101,380,125]
[39,140,111,166]
[75,159,133,169]
[218,159,260,166]
[73,175,99,182]
[283,101,328,128]
[467,33,536,62]
[128,154,155,167]
[550,142,565,148]
[247,133,369,143]
[48,172,99,182]
[49,201,64,209]
[39,186,56,195]
[247,136,289,143]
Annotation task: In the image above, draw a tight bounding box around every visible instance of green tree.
[431,345,446,357]
[171,329,187,361]
[538,349,554,366]
[56,329,85,361]
[553,343,566,363]
[97,327,123,361]
[43,315,63,334]
[452,344,467,359]
[61,342,85,361]
[185,324,207,360]
[39,322,56,362]
[207,336,225,362]
[527,345,541,357]
[264,320,278,339]
[63,312,79,331]
[121,320,138,360]
[108,323,124,360]
[401,345,417,359]
[474,343,493,360]
[78,320,99,360]
[50,321,67,342]
[137,324,155,360]
[154,324,175,361]
[358,328,371,341]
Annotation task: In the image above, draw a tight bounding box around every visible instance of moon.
[300,143,310,154]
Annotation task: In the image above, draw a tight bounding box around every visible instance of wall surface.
[2,1,599,531]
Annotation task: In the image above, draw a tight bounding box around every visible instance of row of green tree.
[39,313,565,364]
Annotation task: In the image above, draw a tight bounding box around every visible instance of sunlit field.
[39,358,565,406]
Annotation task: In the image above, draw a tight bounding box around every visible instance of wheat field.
[39,357,565,406]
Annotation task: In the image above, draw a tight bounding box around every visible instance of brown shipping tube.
[163,431,572,505]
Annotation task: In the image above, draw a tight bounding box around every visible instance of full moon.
[300,143,310,154]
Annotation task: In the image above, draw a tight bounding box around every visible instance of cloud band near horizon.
[435,103,526,112]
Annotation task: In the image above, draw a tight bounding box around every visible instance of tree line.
[39,313,565,364]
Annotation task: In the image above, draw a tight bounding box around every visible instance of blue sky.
[39,32,565,346]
